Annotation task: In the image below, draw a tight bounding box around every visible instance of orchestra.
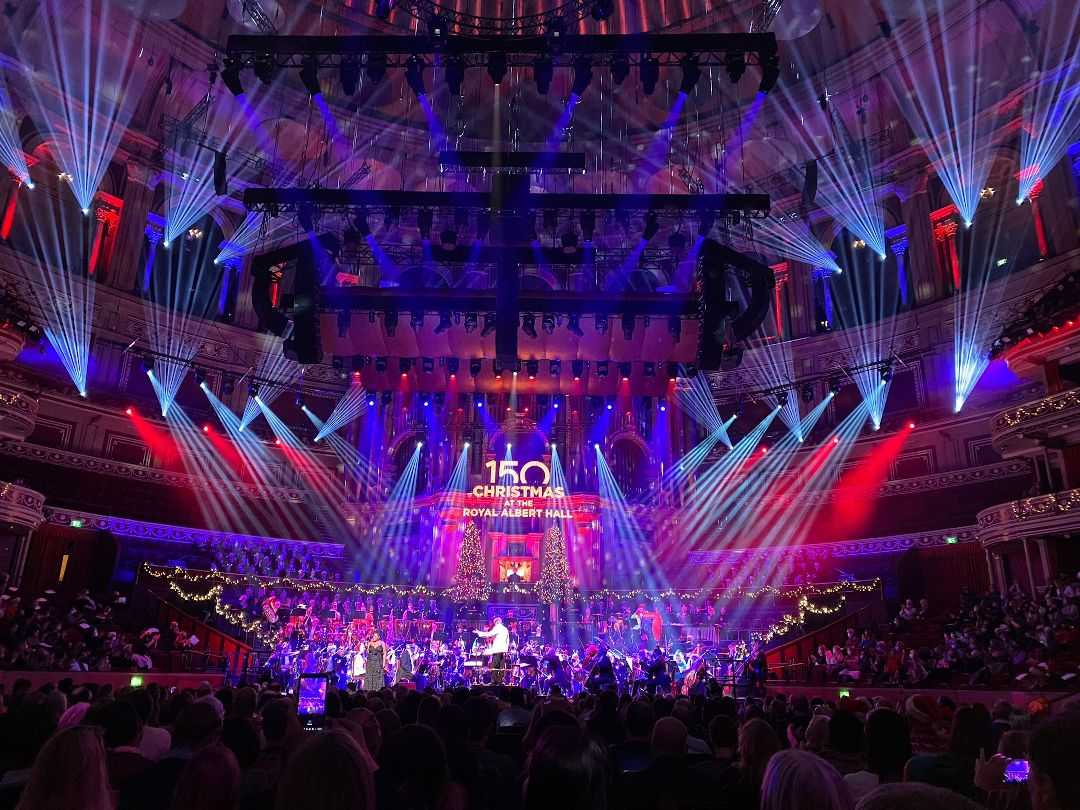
[260,596,756,697]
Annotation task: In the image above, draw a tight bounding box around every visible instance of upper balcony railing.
[991,388,1080,458]
[977,487,1080,548]
[0,480,45,532]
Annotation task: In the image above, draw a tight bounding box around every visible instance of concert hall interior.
[1,0,1080,807]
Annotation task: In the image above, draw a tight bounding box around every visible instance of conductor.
[474,616,510,685]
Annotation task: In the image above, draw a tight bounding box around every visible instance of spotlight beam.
[17,0,149,211]
[314,383,369,441]
[883,0,1010,225]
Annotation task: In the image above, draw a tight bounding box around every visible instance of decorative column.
[1071,142,1080,201]
[769,261,789,338]
[886,225,910,307]
[142,213,165,295]
[217,256,241,317]
[812,266,835,330]
[1035,153,1079,255]
[0,481,45,584]
[784,260,815,338]
[232,259,258,330]
[89,200,121,279]
[898,183,940,304]
[108,161,157,293]
[1022,538,1037,596]
[931,204,961,293]
[1021,176,1049,258]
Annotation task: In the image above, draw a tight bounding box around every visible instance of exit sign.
[945,535,958,544]
[69,519,85,529]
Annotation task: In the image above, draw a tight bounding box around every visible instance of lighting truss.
[238,0,278,33]
[225,32,778,73]
[384,0,742,36]
[162,95,279,246]
[243,187,770,219]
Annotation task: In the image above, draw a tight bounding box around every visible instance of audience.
[13,725,112,810]
[809,572,1080,689]
[1,674,1079,810]
[0,589,150,673]
[761,749,854,810]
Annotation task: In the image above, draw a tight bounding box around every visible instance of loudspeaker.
[284,241,323,365]
[696,240,776,370]
[214,151,228,196]
[801,158,818,210]
[495,256,519,363]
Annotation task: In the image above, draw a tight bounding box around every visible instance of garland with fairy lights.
[144,565,876,648]
[141,564,440,598]
[449,521,490,602]
[141,564,880,607]
[157,578,281,648]
[535,524,572,604]
[585,579,881,604]
[752,593,851,644]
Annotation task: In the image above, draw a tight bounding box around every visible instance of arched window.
[610,437,652,502]
[828,229,900,330]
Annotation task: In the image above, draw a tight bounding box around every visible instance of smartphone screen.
[1004,759,1030,783]
[297,674,328,731]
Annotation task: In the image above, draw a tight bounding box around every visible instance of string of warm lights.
[994,389,1080,430]
[1011,489,1080,521]
[142,564,441,598]
[143,565,879,605]
[159,578,281,647]
[752,593,850,644]
[585,579,880,604]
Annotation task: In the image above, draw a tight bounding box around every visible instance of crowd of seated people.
[0,580,153,673]
[809,572,1080,690]
[1,674,1079,810]
[199,541,336,581]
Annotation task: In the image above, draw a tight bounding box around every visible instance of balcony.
[0,323,23,363]
[976,487,1080,548]
[0,384,37,441]
[991,388,1080,458]
[0,481,45,531]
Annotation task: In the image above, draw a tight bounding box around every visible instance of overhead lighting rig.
[224,32,780,97]
[244,187,769,220]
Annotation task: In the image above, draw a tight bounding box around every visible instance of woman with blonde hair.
[274,729,374,810]
[731,718,781,809]
[15,726,112,810]
[762,749,854,810]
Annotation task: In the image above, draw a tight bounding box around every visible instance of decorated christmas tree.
[535,523,573,604]
[450,520,490,602]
